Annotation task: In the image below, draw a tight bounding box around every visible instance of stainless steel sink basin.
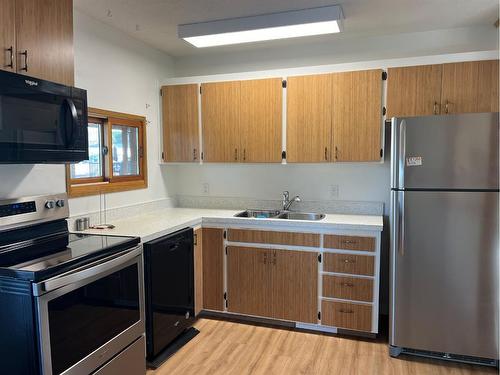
[276,212,326,221]
[234,210,325,221]
[234,209,281,218]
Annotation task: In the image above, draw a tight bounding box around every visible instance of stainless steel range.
[0,193,146,375]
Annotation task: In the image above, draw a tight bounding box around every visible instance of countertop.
[74,207,383,243]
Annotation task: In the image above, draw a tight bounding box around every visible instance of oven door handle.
[33,245,142,296]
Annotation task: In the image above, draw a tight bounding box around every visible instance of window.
[67,108,147,198]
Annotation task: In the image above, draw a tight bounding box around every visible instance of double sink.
[234,209,325,221]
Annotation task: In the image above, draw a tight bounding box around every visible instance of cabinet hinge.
[382,71,387,81]
[318,253,322,263]
[161,151,165,161]
[380,148,383,158]
[201,152,204,161]
[160,88,163,96]
[223,230,227,239]
[281,151,286,160]
[282,80,287,88]
[318,311,321,320]
[224,292,228,308]
[225,247,228,255]
[199,86,202,94]
[382,106,386,116]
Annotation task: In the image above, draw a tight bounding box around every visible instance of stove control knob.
[45,200,56,209]
[56,199,65,208]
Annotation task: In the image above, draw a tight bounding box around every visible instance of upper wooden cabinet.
[287,70,382,163]
[0,0,16,73]
[201,81,241,162]
[161,84,199,162]
[332,69,382,162]
[387,60,499,118]
[386,64,443,118]
[240,78,282,163]
[201,78,282,163]
[441,60,499,114]
[15,0,74,85]
[287,74,332,162]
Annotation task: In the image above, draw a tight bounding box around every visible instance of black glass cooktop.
[0,232,140,282]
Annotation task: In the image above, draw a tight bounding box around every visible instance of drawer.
[227,229,320,247]
[323,253,374,276]
[322,275,373,302]
[321,301,372,332]
[324,235,375,252]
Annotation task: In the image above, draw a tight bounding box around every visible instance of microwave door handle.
[63,98,78,144]
[33,246,142,296]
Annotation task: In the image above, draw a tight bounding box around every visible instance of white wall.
[0,10,177,216]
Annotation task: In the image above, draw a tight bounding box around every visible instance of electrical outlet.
[329,185,339,199]
[202,183,209,195]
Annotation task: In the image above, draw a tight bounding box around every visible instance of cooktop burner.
[0,233,140,282]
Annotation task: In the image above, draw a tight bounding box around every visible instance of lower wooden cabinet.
[227,246,318,324]
[194,228,203,316]
[321,300,372,332]
[227,246,273,317]
[202,228,224,311]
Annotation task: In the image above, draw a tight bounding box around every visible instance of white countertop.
[74,207,383,242]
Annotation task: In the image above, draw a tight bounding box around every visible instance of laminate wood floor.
[149,318,498,375]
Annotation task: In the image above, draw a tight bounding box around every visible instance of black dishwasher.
[144,227,195,364]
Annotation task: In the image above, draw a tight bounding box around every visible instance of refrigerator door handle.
[399,120,406,189]
[398,191,405,256]
[390,118,399,188]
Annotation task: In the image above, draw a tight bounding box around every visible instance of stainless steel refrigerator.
[389,112,499,366]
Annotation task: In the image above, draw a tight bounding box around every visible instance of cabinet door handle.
[324,147,328,161]
[20,50,28,71]
[193,148,197,160]
[234,148,238,161]
[433,101,439,115]
[272,252,276,266]
[243,149,246,161]
[335,146,339,160]
[341,239,358,245]
[444,100,449,114]
[5,46,13,68]
[263,253,267,264]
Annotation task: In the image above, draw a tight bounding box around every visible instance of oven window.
[47,264,140,375]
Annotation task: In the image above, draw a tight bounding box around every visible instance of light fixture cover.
[178,5,344,48]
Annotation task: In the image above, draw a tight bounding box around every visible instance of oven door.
[33,245,145,375]
[0,71,88,163]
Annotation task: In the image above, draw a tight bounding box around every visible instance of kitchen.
[0,0,498,374]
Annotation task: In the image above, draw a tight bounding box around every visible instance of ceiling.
[74,0,499,57]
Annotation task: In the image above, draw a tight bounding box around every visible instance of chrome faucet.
[282,191,301,211]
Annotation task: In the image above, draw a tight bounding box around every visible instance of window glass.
[70,121,102,179]
[112,125,140,176]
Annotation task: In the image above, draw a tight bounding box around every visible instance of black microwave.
[0,70,88,163]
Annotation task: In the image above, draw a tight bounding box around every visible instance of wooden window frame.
[66,108,148,198]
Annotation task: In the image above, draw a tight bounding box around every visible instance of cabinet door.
[272,249,318,323]
[0,0,16,72]
[227,246,273,317]
[240,78,282,163]
[332,69,382,162]
[386,65,443,117]
[202,228,224,311]
[161,84,200,162]
[441,60,499,114]
[286,74,332,162]
[16,0,74,85]
[194,228,203,316]
[201,81,241,162]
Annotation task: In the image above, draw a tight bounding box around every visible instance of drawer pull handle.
[343,259,356,263]
[339,309,354,314]
[342,240,358,244]
[340,282,354,287]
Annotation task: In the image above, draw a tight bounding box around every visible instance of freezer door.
[390,190,499,359]
[391,113,499,190]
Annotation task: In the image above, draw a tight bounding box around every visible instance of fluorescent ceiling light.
[178,6,343,48]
